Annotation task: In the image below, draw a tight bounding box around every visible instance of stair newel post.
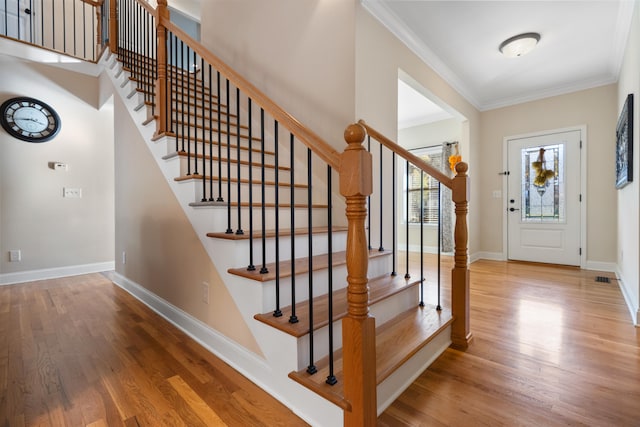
[451,161,473,349]
[154,0,169,137]
[340,124,376,427]
[109,0,117,54]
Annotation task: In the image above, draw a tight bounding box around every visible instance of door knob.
[509,207,520,212]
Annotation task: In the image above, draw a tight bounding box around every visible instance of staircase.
[1,1,471,425]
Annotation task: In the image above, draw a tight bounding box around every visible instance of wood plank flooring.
[0,273,307,427]
[2,260,638,426]
[379,260,640,426]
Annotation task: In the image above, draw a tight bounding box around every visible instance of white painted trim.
[471,251,505,263]
[0,262,115,285]
[584,261,617,273]
[615,268,639,326]
[112,272,269,369]
[502,125,588,268]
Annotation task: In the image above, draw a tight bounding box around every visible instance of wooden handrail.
[158,17,342,170]
[358,119,454,189]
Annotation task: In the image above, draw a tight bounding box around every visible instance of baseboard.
[470,251,504,263]
[0,261,115,285]
[112,272,268,369]
[584,261,617,272]
[615,268,639,326]
[406,244,453,255]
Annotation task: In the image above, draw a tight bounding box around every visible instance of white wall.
[200,0,357,152]
[0,56,114,281]
[616,0,640,325]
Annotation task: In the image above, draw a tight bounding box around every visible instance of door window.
[521,144,565,223]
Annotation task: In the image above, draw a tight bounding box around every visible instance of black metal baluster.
[206,64,213,202]
[171,33,177,148]
[235,87,243,235]
[419,170,425,307]
[201,57,207,200]
[437,182,442,311]
[225,78,232,234]
[216,71,223,202]
[405,160,410,279]
[326,166,337,385]
[392,152,397,276]
[62,0,65,53]
[367,135,371,250]
[273,121,281,317]
[40,0,43,47]
[259,108,268,273]
[4,0,8,37]
[200,57,206,181]
[247,98,255,271]
[28,0,32,43]
[52,0,55,50]
[289,134,297,324]
[179,40,185,153]
[72,0,76,56]
[306,148,316,375]
[16,0,19,39]
[379,143,384,251]
[187,47,193,176]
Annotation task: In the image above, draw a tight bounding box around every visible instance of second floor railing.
[0,0,109,62]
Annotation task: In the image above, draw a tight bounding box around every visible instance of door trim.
[501,125,587,268]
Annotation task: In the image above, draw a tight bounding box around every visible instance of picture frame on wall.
[615,93,633,189]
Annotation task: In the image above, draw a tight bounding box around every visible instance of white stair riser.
[209,231,348,270]
[177,155,288,181]
[189,201,330,231]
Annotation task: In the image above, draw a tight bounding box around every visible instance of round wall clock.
[0,96,61,143]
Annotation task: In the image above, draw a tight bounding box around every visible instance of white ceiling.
[364,0,636,112]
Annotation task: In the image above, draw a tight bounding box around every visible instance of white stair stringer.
[102,52,345,427]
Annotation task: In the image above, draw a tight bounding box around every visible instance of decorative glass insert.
[521,144,565,222]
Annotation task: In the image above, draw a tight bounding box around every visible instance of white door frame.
[502,125,587,268]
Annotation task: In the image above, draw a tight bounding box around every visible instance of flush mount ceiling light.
[499,32,541,58]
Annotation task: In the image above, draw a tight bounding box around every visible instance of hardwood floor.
[380,259,640,426]
[1,261,638,426]
[0,273,308,427]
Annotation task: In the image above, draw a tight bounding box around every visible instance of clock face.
[0,97,61,143]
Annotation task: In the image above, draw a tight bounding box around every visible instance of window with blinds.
[406,145,443,224]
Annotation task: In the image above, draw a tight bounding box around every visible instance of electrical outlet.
[122,251,126,264]
[202,282,209,304]
[9,250,21,262]
[63,187,82,198]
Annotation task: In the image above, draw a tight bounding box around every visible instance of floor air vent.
[595,276,611,283]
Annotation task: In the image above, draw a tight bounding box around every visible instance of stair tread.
[208,226,347,241]
[255,271,421,338]
[288,305,453,410]
[229,249,391,282]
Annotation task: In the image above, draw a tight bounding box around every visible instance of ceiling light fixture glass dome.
[499,32,541,58]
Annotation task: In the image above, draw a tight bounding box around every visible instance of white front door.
[507,130,582,266]
[0,0,31,42]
